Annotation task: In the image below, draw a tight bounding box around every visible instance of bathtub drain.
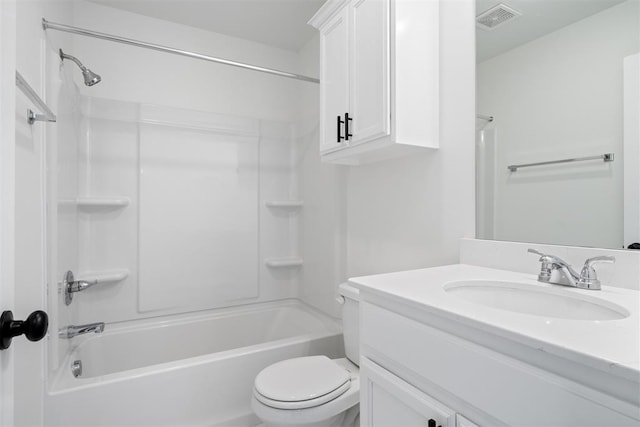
[71,360,82,378]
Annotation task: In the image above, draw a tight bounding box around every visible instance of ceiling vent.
[476,3,522,31]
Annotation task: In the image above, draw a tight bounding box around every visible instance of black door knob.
[0,310,48,350]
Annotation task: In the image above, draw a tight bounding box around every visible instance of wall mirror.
[475,0,639,249]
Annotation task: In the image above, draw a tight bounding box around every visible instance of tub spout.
[59,322,105,339]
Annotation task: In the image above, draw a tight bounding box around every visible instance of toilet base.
[259,412,344,427]
[255,404,359,427]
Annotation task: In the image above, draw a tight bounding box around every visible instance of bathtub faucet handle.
[63,270,99,306]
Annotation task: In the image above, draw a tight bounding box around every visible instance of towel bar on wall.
[15,71,57,124]
[507,153,614,172]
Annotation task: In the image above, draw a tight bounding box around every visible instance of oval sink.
[444,280,629,321]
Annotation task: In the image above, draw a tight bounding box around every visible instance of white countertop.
[349,264,640,382]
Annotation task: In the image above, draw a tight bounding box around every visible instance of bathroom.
[0,0,638,425]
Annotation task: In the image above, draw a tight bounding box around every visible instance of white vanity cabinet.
[309,0,440,165]
[359,298,640,427]
[360,357,458,427]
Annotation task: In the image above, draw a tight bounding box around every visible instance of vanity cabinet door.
[319,7,350,154]
[361,357,455,427]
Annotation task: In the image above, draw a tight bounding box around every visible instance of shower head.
[59,49,101,86]
[82,68,101,87]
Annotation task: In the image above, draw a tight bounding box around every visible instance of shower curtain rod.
[42,18,320,84]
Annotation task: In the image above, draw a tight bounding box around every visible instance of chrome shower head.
[59,49,101,86]
[82,68,101,86]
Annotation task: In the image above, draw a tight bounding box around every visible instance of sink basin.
[444,280,629,321]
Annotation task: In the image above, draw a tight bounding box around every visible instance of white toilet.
[251,283,361,427]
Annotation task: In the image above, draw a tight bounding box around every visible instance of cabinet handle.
[337,115,345,143]
[345,112,353,140]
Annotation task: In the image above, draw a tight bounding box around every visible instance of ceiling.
[87,0,628,59]
[87,0,325,52]
[476,0,628,62]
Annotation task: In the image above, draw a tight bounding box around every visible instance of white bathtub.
[45,300,344,426]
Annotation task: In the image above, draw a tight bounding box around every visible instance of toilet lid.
[254,356,351,410]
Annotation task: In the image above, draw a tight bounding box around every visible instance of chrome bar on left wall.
[15,71,57,124]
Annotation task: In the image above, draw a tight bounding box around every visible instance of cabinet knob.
[337,115,345,142]
[0,310,48,350]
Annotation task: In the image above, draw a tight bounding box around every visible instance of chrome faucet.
[59,322,105,339]
[528,249,614,290]
[63,270,100,306]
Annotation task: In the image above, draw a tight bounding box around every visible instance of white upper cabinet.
[309,0,440,165]
[349,0,390,146]
[319,7,350,153]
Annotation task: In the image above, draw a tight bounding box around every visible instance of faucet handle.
[579,256,615,290]
[527,248,545,257]
[528,248,565,266]
[583,255,616,268]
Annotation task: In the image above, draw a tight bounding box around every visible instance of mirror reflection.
[475,0,640,249]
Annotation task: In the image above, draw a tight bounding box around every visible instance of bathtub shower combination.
[46,43,336,424]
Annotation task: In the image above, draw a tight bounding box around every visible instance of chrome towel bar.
[508,153,614,172]
[15,71,56,124]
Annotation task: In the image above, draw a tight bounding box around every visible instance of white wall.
[346,0,475,276]
[477,0,639,249]
[71,1,308,122]
[299,0,476,317]
[295,34,348,318]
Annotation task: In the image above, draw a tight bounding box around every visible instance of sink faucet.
[528,249,614,290]
[59,322,105,339]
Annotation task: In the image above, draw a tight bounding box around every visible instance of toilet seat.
[254,356,352,410]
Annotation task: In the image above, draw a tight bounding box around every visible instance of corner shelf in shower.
[265,201,304,209]
[76,269,129,284]
[59,197,131,209]
[76,197,130,208]
[265,257,304,268]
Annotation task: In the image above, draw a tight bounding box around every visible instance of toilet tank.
[338,282,360,366]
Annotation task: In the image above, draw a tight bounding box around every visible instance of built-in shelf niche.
[265,257,303,268]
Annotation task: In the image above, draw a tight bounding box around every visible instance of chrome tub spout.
[59,322,105,339]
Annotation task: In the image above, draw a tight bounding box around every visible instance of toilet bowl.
[252,357,359,427]
[252,283,361,427]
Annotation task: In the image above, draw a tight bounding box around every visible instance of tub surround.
[350,242,640,425]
